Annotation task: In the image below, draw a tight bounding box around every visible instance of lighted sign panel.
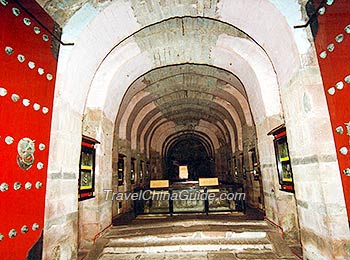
[179,165,189,179]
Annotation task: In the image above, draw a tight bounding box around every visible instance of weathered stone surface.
[208,253,237,260]
[87,215,298,259]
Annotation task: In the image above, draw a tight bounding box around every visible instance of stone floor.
[85,210,301,260]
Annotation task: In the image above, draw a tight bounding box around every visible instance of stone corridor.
[84,212,300,260]
[1,1,350,259]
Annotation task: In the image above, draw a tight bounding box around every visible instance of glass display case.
[270,126,294,192]
[139,160,144,184]
[233,156,238,181]
[79,136,99,200]
[118,154,125,186]
[130,158,135,184]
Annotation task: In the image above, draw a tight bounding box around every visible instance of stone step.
[86,216,298,260]
[98,251,298,260]
[107,231,269,244]
[103,227,274,255]
[109,219,271,232]
[99,252,209,260]
[105,221,274,239]
[105,226,272,238]
[102,242,274,254]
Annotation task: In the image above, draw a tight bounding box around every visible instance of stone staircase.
[86,214,299,260]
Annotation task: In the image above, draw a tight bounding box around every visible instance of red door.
[313,0,350,221]
[0,0,58,258]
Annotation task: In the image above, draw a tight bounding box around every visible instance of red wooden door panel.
[0,0,58,258]
[313,0,350,220]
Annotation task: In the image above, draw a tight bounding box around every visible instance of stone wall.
[79,109,113,251]
[255,114,301,244]
[43,97,81,259]
[281,65,350,258]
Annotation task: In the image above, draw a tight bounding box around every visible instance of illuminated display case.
[233,156,238,181]
[139,160,144,184]
[269,125,294,192]
[130,158,136,184]
[118,154,125,186]
[79,136,99,200]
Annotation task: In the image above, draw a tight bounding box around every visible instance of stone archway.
[40,1,350,259]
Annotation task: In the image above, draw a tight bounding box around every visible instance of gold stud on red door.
[11,94,20,102]
[0,183,9,192]
[0,0,8,6]
[344,25,350,34]
[34,27,40,34]
[343,168,350,176]
[335,34,344,43]
[335,126,343,134]
[12,8,20,16]
[339,147,348,155]
[32,223,39,231]
[23,18,31,26]
[344,75,350,84]
[5,136,14,145]
[35,181,43,189]
[13,182,21,191]
[25,182,32,190]
[8,229,16,238]
[0,88,7,96]
[21,226,29,234]
[5,46,13,55]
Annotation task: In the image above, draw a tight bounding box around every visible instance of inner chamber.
[165,134,214,181]
[113,63,261,213]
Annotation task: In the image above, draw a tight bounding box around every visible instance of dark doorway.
[165,137,214,181]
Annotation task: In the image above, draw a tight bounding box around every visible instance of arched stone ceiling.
[133,17,249,65]
[163,131,215,159]
[118,69,250,124]
[115,64,253,155]
[114,63,247,156]
[84,16,280,125]
[47,0,303,161]
[150,120,226,157]
[146,110,231,145]
[136,103,237,152]
[51,0,301,121]
[121,90,242,138]
[119,64,246,102]
[117,66,249,125]
[142,109,231,156]
[128,97,239,143]
[138,114,226,155]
